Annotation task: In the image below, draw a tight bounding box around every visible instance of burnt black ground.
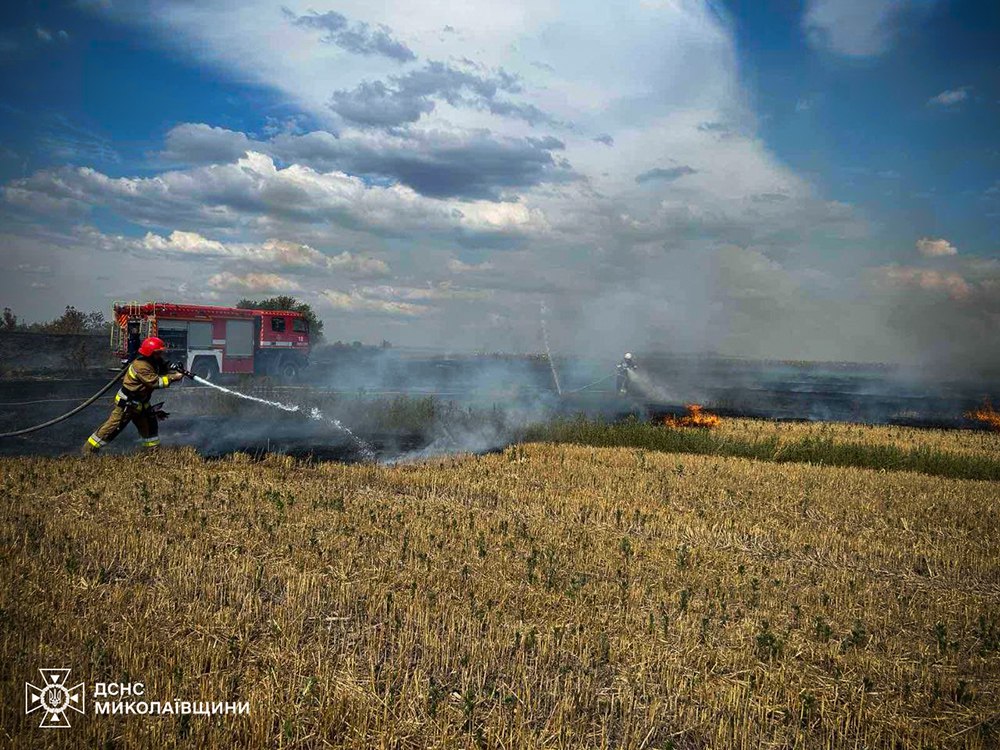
[0,358,996,460]
[0,381,404,460]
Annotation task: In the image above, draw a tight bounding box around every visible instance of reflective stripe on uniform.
[139,436,160,447]
[115,391,149,409]
[87,435,104,447]
[158,375,169,387]
[128,365,137,379]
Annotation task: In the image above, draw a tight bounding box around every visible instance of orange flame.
[966,400,1000,431]
[663,404,721,429]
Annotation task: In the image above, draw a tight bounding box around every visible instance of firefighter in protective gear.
[616,352,636,396]
[83,336,184,453]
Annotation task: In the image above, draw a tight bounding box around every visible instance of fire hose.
[564,373,615,394]
[0,364,129,438]
[0,362,194,439]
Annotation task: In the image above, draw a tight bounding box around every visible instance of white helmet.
[624,352,633,360]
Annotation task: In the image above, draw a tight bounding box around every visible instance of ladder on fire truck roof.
[110,301,157,357]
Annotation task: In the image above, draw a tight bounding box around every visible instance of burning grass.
[966,400,1000,431]
[2,444,998,748]
[663,403,721,429]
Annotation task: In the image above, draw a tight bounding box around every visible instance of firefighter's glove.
[151,402,170,421]
[168,371,185,382]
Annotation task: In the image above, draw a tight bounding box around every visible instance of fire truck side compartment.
[112,302,310,377]
[189,321,212,349]
[221,318,253,373]
[156,319,188,353]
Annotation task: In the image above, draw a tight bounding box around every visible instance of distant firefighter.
[83,336,184,453]
[616,352,636,395]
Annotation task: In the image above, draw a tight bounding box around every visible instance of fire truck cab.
[112,302,311,380]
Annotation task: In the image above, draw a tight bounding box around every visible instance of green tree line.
[1,306,109,334]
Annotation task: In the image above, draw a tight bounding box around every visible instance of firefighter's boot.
[81,435,104,456]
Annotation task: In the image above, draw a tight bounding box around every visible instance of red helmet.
[138,336,167,357]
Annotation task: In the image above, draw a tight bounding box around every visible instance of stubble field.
[2,424,999,748]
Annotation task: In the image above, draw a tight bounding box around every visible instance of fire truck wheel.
[275,357,299,380]
[191,356,220,382]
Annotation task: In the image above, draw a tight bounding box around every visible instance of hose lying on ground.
[0,365,128,438]
[563,373,615,394]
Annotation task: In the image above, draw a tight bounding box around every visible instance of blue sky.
[725,0,999,259]
[0,2,288,180]
[0,0,997,367]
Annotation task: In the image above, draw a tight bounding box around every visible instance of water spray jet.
[191,376,375,460]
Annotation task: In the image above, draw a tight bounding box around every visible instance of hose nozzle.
[168,361,196,379]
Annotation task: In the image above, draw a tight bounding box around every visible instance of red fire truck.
[111,302,311,380]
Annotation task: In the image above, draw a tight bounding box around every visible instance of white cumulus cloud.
[448,258,494,273]
[872,266,971,300]
[6,152,544,240]
[926,86,971,107]
[803,0,941,57]
[207,272,300,292]
[916,237,957,257]
[76,227,392,277]
[321,288,426,316]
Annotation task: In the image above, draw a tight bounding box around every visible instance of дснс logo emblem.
[25,668,86,728]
